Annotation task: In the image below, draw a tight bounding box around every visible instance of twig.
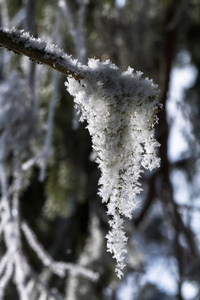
[21,221,99,281]
[29,269,65,300]
[0,27,84,80]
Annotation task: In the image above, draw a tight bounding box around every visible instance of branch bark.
[0,27,84,80]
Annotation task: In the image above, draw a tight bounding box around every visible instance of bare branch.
[0,27,84,80]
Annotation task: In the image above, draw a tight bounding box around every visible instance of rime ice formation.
[66,59,161,278]
[1,27,84,78]
[0,27,160,279]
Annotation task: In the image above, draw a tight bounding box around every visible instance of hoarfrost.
[0,26,160,279]
[66,59,160,278]
[2,27,84,77]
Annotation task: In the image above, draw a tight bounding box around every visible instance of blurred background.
[0,0,200,299]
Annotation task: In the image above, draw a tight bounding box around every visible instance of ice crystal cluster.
[66,59,160,278]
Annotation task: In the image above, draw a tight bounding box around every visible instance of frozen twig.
[0,260,13,300]
[21,222,99,281]
[0,27,84,80]
[0,253,9,276]
[30,270,65,300]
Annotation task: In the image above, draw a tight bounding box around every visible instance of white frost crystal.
[66,59,160,278]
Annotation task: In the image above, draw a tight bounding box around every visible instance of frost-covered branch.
[0,27,84,80]
[27,270,65,300]
[0,26,161,280]
[21,222,99,281]
[66,214,104,299]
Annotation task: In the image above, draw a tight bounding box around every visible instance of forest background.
[0,0,200,299]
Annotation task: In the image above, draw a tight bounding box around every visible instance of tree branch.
[0,27,84,80]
